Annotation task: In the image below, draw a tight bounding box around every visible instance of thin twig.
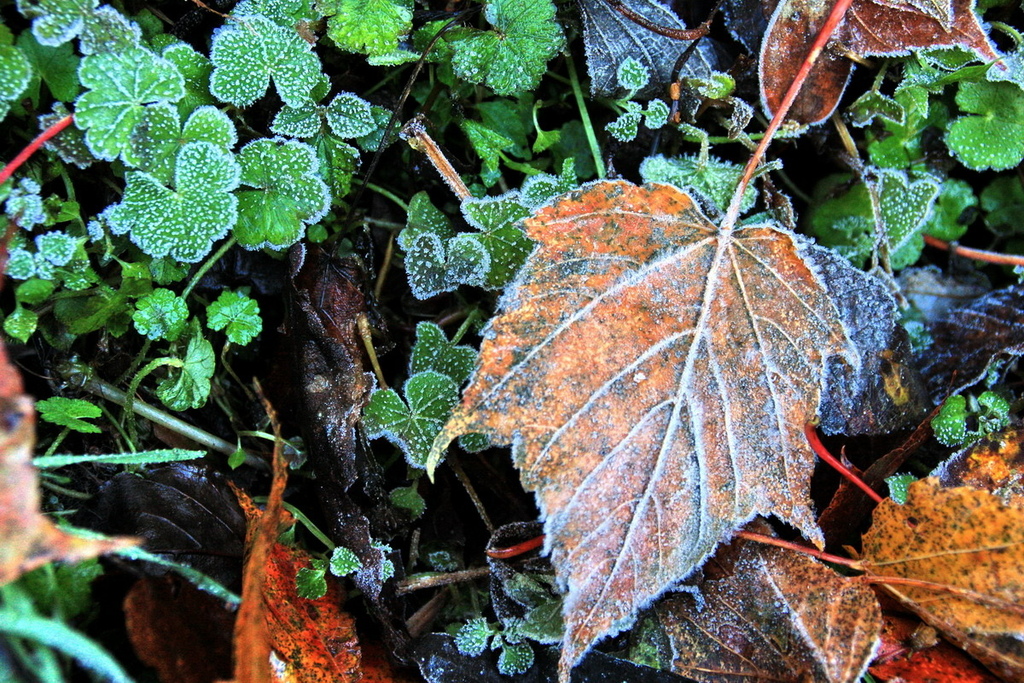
[924,234,1024,268]
[396,566,492,595]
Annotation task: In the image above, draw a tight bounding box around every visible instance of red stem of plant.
[486,534,545,559]
[804,423,884,504]
[923,234,1024,268]
[734,530,857,566]
[724,0,856,227]
[0,114,74,187]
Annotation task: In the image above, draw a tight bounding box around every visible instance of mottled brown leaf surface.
[932,424,1024,509]
[432,180,902,678]
[920,284,1024,401]
[761,0,1000,123]
[654,539,881,683]
[861,478,1024,681]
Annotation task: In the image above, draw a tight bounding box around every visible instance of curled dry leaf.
[653,538,881,683]
[430,180,904,679]
[861,477,1024,681]
[760,0,1001,123]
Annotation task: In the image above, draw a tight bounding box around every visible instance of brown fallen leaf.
[931,424,1024,509]
[861,477,1024,681]
[870,614,999,683]
[124,575,235,683]
[759,0,1000,123]
[430,180,905,679]
[653,536,881,683]
[0,342,134,585]
[919,284,1024,401]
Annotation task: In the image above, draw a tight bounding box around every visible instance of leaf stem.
[0,114,74,186]
[724,0,857,229]
[805,423,884,504]
[923,235,1024,268]
[733,530,858,567]
[565,52,606,179]
[182,236,237,300]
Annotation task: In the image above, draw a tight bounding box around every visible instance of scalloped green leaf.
[321,0,413,58]
[133,288,189,341]
[106,141,240,262]
[129,103,236,183]
[410,321,477,386]
[74,46,185,161]
[446,0,564,96]
[16,0,98,47]
[209,15,322,107]
[16,31,80,103]
[206,290,261,345]
[156,319,215,411]
[271,101,321,137]
[309,132,359,198]
[161,42,214,117]
[362,370,460,467]
[922,178,976,242]
[0,44,33,120]
[640,154,757,215]
[324,92,376,138]
[233,137,329,250]
[78,5,142,56]
[946,81,1024,171]
[461,193,534,288]
[878,170,940,270]
[35,397,102,434]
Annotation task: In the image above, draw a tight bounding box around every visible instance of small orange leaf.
[861,478,1024,681]
[431,180,905,679]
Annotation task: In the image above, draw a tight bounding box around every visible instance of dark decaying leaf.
[124,575,235,683]
[652,537,881,683]
[287,245,410,658]
[861,478,1024,681]
[431,180,904,678]
[759,0,1001,123]
[919,283,1024,401]
[577,0,724,98]
[870,614,1001,683]
[83,463,246,589]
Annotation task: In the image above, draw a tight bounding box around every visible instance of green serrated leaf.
[455,617,494,656]
[19,558,104,620]
[234,137,329,250]
[78,5,142,56]
[410,321,476,386]
[389,484,426,518]
[35,397,102,433]
[74,46,185,161]
[329,546,362,576]
[209,15,322,107]
[616,57,649,93]
[497,641,534,675]
[321,0,413,58]
[106,141,240,262]
[324,92,376,138]
[607,102,642,142]
[932,394,968,446]
[161,42,215,117]
[0,44,34,117]
[206,290,261,345]
[132,288,189,341]
[15,279,54,306]
[156,320,215,410]
[447,0,564,96]
[946,81,1024,171]
[4,304,37,342]
[272,101,321,137]
[362,370,459,467]
[309,132,359,198]
[34,231,77,266]
[981,175,1024,236]
[640,153,757,215]
[296,561,328,599]
[460,194,533,288]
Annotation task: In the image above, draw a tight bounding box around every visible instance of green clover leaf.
[161,43,215,117]
[362,370,459,468]
[128,103,236,184]
[447,0,564,96]
[75,46,185,161]
[206,290,261,345]
[78,5,142,56]
[398,192,488,299]
[946,81,1024,171]
[409,321,476,386]
[460,193,533,288]
[209,15,322,107]
[16,0,98,47]
[133,288,189,341]
[233,137,329,250]
[106,141,241,263]
[321,0,413,59]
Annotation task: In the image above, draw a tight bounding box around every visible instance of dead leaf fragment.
[432,180,903,679]
[654,538,881,683]
[931,424,1024,509]
[861,478,1024,681]
[760,0,1000,123]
